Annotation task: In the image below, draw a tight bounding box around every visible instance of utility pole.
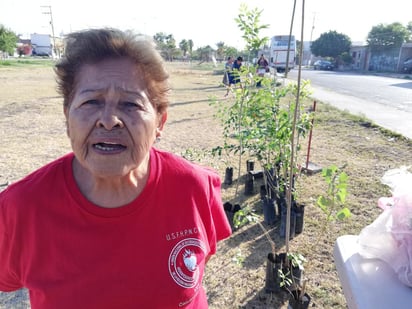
[309,12,316,66]
[41,5,58,58]
[309,13,316,43]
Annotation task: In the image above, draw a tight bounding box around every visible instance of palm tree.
[179,39,189,57]
[188,39,194,57]
[216,41,225,61]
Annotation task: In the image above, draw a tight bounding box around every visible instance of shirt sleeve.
[0,192,23,291]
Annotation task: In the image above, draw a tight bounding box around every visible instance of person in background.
[225,56,243,97]
[0,28,232,309]
[256,54,269,87]
[222,56,233,86]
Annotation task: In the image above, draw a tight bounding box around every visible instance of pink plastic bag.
[358,166,412,287]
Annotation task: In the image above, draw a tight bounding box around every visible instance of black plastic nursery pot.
[265,252,304,295]
[288,290,311,309]
[294,203,305,234]
[246,159,255,172]
[278,253,303,292]
[224,167,233,185]
[264,252,281,293]
[262,197,276,225]
[264,169,278,197]
[223,202,241,230]
[260,185,267,200]
[279,202,296,239]
[244,173,255,196]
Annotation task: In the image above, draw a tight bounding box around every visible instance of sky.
[1,0,411,49]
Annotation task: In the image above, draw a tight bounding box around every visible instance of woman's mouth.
[93,142,126,152]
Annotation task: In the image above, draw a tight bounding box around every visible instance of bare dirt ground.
[0,61,411,308]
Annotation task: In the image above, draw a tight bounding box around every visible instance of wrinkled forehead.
[74,58,146,92]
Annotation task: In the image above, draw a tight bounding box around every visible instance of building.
[350,42,412,73]
[31,33,52,57]
[349,43,369,71]
[397,42,412,71]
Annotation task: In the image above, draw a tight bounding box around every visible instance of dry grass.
[0,60,411,308]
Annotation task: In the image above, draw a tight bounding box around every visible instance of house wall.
[368,47,400,71]
[350,46,369,71]
[397,42,412,71]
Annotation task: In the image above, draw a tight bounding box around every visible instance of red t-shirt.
[0,148,231,308]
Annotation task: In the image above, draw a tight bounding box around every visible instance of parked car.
[402,58,412,74]
[313,60,334,70]
[32,50,50,57]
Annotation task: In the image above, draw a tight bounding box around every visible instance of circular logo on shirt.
[168,238,207,288]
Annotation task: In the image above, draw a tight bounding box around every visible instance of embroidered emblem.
[183,249,197,271]
[168,238,207,288]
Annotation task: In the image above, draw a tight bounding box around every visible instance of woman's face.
[65,57,167,178]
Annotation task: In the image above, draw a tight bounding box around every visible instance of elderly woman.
[0,28,231,308]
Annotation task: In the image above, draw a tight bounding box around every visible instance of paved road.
[286,70,412,140]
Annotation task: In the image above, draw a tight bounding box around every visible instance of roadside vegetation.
[0,58,55,67]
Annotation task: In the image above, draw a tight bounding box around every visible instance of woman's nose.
[96,105,124,130]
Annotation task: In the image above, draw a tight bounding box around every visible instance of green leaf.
[336,208,352,220]
[337,189,347,204]
[317,196,331,212]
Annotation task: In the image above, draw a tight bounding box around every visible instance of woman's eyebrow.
[78,87,145,98]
